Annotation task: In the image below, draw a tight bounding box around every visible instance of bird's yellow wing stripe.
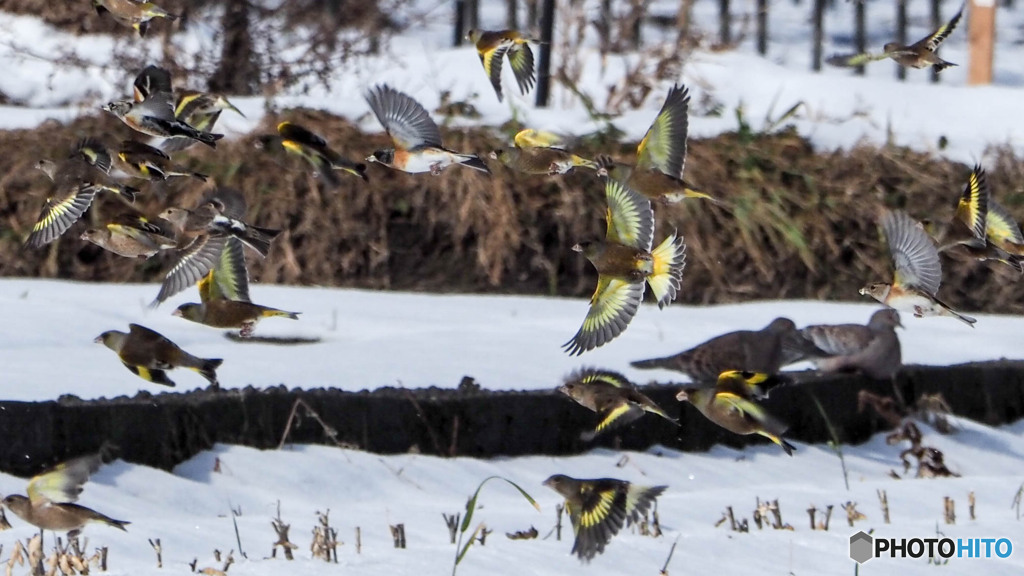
[604,178,653,249]
[986,201,1024,246]
[594,403,634,434]
[579,489,617,529]
[955,166,989,241]
[506,42,536,95]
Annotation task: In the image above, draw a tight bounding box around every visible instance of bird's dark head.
[34,159,57,180]
[253,134,279,151]
[366,149,394,165]
[80,229,107,243]
[102,101,132,117]
[173,303,203,321]
[489,149,504,161]
[882,42,901,54]
[465,29,482,43]
[2,494,28,514]
[859,283,890,302]
[542,474,571,492]
[94,331,124,350]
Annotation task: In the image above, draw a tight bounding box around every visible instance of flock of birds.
[7,2,1024,564]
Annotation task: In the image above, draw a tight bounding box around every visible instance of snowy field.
[1,278,1021,400]
[4,1,1024,574]
[0,1,1022,165]
[0,418,1022,575]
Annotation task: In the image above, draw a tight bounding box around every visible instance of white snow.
[0,1,1022,164]
[0,279,1018,400]
[4,2,1024,574]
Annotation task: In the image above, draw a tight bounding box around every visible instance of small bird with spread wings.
[597,84,715,204]
[466,29,537,102]
[2,450,129,538]
[677,370,796,455]
[827,3,964,71]
[563,178,686,356]
[559,369,677,441]
[860,209,976,326]
[364,84,490,175]
[542,474,666,562]
[103,65,224,148]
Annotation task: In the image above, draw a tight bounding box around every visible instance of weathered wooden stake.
[535,0,555,107]
[968,0,996,85]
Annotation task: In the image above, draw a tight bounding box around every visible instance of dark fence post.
[507,0,518,29]
[756,0,768,55]
[719,0,731,45]
[598,0,611,53]
[930,0,942,83]
[895,0,907,81]
[811,0,825,71]
[535,0,555,107]
[854,0,866,75]
[467,0,479,32]
[453,0,465,46]
[631,0,643,50]
[527,0,539,30]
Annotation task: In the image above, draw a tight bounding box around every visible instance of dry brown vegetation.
[1,109,1023,315]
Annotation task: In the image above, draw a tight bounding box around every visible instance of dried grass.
[2,111,1023,315]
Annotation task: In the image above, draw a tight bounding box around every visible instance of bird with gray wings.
[630,317,802,385]
[786,309,903,381]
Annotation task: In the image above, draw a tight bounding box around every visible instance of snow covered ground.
[0,418,1022,575]
[3,2,1024,574]
[1,279,1020,401]
[0,1,1022,165]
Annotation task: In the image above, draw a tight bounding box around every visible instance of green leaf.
[460,475,540,533]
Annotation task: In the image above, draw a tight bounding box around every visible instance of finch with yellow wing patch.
[597,84,716,204]
[827,3,962,71]
[93,0,177,37]
[677,370,796,455]
[95,323,222,387]
[466,29,537,102]
[563,178,686,356]
[172,237,300,338]
[25,139,139,248]
[3,449,129,537]
[81,212,176,259]
[543,474,666,562]
[559,368,677,441]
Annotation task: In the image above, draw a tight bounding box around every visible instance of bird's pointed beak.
[171,309,183,318]
[571,243,583,253]
[93,335,103,344]
[675,389,689,402]
[858,287,869,296]
[365,155,377,163]
[596,167,608,178]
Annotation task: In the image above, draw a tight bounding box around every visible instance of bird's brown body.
[631,317,799,383]
[3,497,128,533]
[580,242,652,281]
[96,324,221,387]
[491,147,597,175]
[678,371,794,455]
[559,369,677,441]
[174,300,300,337]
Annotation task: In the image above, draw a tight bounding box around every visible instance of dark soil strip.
[1,361,1022,476]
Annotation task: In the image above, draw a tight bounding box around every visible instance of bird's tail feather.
[647,231,687,309]
[458,154,491,174]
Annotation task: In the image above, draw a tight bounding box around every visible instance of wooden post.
[631,0,643,50]
[506,0,518,29]
[719,0,732,45]
[854,0,866,75]
[466,0,479,32]
[756,0,768,55]
[930,0,942,82]
[598,0,612,53]
[968,0,996,85]
[811,0,825,71]
[535,0,555,107]
[895,0,907,80]
[453,0,465,46]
